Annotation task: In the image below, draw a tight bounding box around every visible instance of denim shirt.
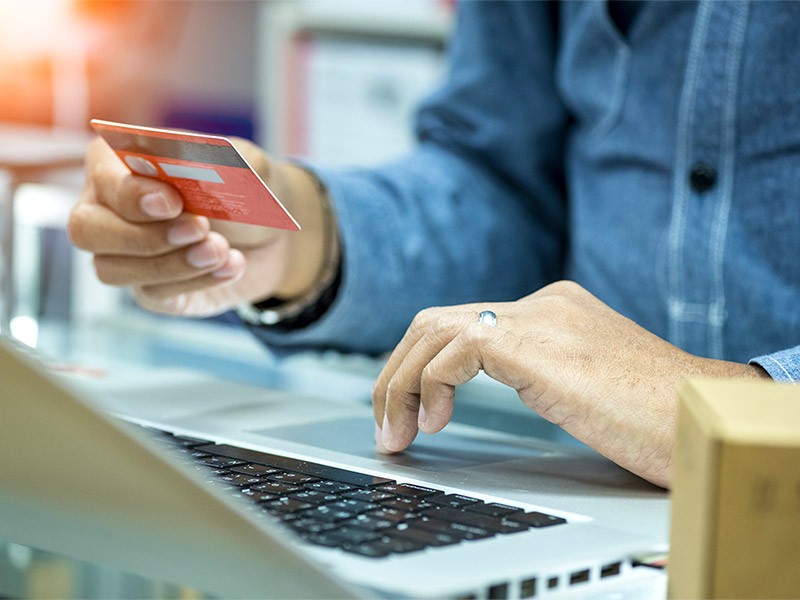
[252,0,800,383]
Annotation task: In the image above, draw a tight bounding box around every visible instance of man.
[69,1,798,489]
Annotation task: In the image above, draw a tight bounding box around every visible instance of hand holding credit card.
[90,119,300,231]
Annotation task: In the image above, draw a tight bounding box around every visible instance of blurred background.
[0,0,454,346]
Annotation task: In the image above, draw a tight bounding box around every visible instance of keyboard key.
[200,456,246,469]
[304,504,361,523]
[275,511,300,524]
[252,481,302,496]
[325,499,377,515]
[313,528,382,548]
[230,464,281,477]
[289,490,339,505]
[509,512,567,528]
[342,489,397,503]
[217,473,265,488]
[444,521,494,540]
[428,494,482,510]
[377,483,439,498]
[392,525,463,547]
[195,466,228,476]
[419,506,505,528]
[302,480,355,494]
[380,498,436,513]
[345,536,426,557]
[301,532,342,547]
[267,472,319,485]
[367,508,417,524]
[419,507,525,534]
[494,519,529,534]
[415,517,492,541]
[189,451,212,460]
[239,488,278,503]
[261,498,314,514]
[343,514,396,532]
[288,518,338,535]
[464,502,522,518]
[170,434,210,447]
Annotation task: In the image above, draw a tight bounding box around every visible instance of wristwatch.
[236,165,341,329]
[236,255,342,329]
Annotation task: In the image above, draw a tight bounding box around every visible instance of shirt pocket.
[556,1,631,138]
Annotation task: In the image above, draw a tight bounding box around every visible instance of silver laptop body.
[0,337,669,598]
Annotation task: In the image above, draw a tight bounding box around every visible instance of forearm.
[266,163,335,301]
[247,144,567,355]
[245,0,569,354]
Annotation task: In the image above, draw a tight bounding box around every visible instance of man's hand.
[372,281,769,488]
[69,136,331,317]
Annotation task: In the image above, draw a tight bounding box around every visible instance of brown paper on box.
[668,379,800,599]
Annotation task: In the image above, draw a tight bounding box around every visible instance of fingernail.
[417,403,428,429]
[212,261,238,279]
[140,192,177,218]
[375,423,391,454]
[212,249,244,279]
[186,241,221,268]
[167,221,204,246]
[381,414,393,452]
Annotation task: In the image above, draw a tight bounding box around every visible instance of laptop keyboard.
[144,427,567,558]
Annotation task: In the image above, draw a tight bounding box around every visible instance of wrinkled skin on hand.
[373,281,769,488]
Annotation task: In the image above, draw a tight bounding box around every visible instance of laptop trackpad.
[252,417,550,471]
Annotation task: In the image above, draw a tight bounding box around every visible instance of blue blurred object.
[161,105,256,140]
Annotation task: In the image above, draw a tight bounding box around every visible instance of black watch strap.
[243,259,343,331]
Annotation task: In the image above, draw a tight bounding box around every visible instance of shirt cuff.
[749,346,800,383]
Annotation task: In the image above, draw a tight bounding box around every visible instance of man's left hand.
[372,281,769,488]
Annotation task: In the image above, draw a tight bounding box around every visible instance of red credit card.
[90,119,300,231]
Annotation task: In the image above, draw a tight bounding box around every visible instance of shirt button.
[689,162,717,193]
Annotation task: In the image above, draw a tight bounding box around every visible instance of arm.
[252,0,570,354]
[70,1,568,356]
[69,138,331,319]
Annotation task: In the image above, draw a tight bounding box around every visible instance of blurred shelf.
[288,3,452,43]
[256,0,454,160]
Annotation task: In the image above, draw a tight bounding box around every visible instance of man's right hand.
[68,136,331,318]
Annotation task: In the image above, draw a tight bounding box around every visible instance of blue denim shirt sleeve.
[250,1,568,355]
[750,347,800,383]
[249,1,800,366]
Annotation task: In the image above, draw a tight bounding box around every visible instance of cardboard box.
[669,379,800,599]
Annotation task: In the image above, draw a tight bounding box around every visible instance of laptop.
[0,336,669,599]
